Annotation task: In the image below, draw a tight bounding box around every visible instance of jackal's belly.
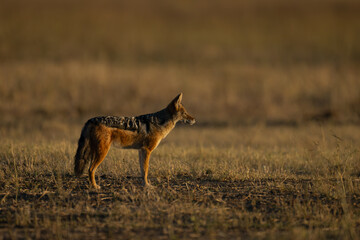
[110,128,144,149]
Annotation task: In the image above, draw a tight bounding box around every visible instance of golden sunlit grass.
[1,125,360,239]
[1,61,360,127]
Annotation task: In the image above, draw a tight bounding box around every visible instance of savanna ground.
[1,0,360,239]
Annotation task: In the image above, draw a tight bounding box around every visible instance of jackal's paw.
[144,183,152,187]
[143,182,155,189]
[92,184,101,190]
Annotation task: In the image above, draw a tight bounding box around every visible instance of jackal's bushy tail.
[74,122,92,176]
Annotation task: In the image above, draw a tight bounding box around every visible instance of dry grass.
[1,62,360,127]
[1,125,360,239]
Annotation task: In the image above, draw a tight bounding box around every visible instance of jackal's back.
[89,116,142,131]
[89,113,165,133]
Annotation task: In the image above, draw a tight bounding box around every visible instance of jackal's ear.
[175,93,183,104]
[169,93,183,111]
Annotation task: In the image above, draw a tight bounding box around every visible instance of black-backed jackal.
[74,93,195,188]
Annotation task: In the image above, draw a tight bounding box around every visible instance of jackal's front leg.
[138,148,152,186]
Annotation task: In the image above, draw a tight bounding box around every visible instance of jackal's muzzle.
[183,113,196,125]
[186,118,196,125]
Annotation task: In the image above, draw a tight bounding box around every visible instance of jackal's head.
[168,93,196,125]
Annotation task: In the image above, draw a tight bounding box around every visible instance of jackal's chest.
[142,123,175,150]
[160,126,173,139]
[157,122,176,140]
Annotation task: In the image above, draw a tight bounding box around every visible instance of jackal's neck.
[155,108,177,126]
[155,108,177,138]
[136,108,173,127]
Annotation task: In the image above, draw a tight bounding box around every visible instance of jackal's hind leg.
[89,140,111,189]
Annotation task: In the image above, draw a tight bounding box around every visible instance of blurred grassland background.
[1,0,360,135]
